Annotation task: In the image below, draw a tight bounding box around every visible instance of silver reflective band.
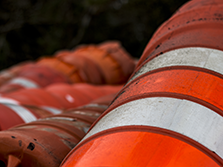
[9,77,39,88]
[0,97,19,104]
[43,117,76,121]
[129,47,223,82]
[83,97,223,159]
[4,103,37,123]
[41,106,62,114]
[83,103,108,109]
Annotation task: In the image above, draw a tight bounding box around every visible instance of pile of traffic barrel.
[1,0,223,166]
[0,41,136,167]
[60,0,223,167]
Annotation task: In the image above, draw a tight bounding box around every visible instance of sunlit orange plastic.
[136,0,223,67]
[61,127,221,167]
[37,57,83,83]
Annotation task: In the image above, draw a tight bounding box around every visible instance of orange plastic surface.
[18,64,69,86]
[109,68,223,116]
[2,88,65,109]
[0,61,34,86]
[0,93,114,166]
[61,128,220,167]
[46,83,92,109]
[57,52,105,84]
[37,57,83,83]
[68,46,126,84]
[0,104,24,130]
[98,41,136,78]
[136,0,223,67]
[0,84,24,94]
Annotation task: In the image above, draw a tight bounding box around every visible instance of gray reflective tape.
[83,103,108,109]
[129,47,223,82]
[9,77,39,88]
[41,106,62,114]
[0,97,19,104]
[84,97,223,159]
[4,103,37,123]
[43,117,76,121]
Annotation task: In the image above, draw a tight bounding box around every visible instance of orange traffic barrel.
[37,56,84,83]
[60,0,223,166]
[0,64,69,94]
[0,61,34,86]
[56,41,136,84]
[56,51,105,84]
[0,83,121,130]
[0,88,65,112]
[0,93,116,167]
[136,0,223,68]
[0,83,122,110]
[0,102,56,130]
[45,83,122,109]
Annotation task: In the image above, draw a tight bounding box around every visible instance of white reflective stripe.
[4,103,37,123]
[84,97,223,159]
[129,47,223,82]
[83,103,108,109]
[0,97,19,104]
[43,117,76,121]
[41,106,62,114]
[9,77,39,88]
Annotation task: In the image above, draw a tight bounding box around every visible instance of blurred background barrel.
[0,41,135,94]
[0,93,117,167]
[0,83,122,131]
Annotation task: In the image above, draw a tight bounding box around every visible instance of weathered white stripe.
[9,77,39,88]
[0,97,19,104]
[41,106,62,114]
[83,103,108,109]
[83,97,223,159]
[129,47,223,82]
[43,117,76,121]
[4,103,37,123]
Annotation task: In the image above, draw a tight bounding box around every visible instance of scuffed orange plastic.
[61,129,219,167]
[109,68,223,115]
[137,0,223,67]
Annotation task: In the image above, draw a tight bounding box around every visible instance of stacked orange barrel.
[0,41,135,94]
[0,83,122,130]
[0,93,117,167]
[0,61,34,86]
[54,41,135,84]
[0,63,70,94]
[61,0,223,166]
